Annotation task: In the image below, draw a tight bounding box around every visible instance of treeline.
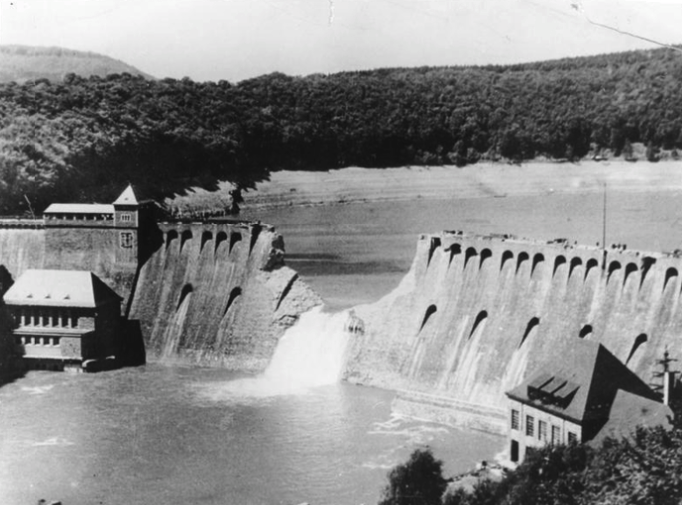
[380,426,682,505]
[3,46,682,213]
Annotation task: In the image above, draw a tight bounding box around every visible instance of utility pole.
[602,181,607,270]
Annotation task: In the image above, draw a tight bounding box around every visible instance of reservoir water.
[3,187,681,504]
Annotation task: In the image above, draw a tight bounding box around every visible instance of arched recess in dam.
[448,244,462,267]
[420,304,438,331]
[531,253,544,277]
[469,310,488,340]
[500,250,513,271]
[520,317,540,347]
[626,333,648,365]
[200,231,213,253]
[579,324,593,339]
[516,251,529,274]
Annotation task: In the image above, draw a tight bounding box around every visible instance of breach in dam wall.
[128,222,321,371]
[0,189,321,374]
[345,231,682,434]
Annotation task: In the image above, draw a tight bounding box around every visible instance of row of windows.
[44,213,133,222]
[45,214,113,221]
[511,409,577,444]
[17,310,79,328]
[16,336,60,346]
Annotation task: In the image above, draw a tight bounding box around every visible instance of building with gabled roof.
[505,340,671,463]
[4,269,122,371]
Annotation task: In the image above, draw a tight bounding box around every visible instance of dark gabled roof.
[590,389,672,445]
[3,269,121,308]
[506,340,660,425]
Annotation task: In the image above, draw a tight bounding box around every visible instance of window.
[526,415,535,437]
[568,432,578,444]
[551,425,561,445]
[538,420,548,441]
[120,231,134,249]
[511,409,520,430]
[120,213,132,222]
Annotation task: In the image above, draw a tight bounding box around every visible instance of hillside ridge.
[0,44,152,83]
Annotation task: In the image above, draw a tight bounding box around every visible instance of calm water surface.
[244,191,682,308]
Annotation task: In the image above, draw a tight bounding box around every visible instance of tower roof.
[113,184,138,206]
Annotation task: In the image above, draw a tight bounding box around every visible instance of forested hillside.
[2,46,682,214]
[0,45,150,84]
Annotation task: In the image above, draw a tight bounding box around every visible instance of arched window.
[553,256,566,278]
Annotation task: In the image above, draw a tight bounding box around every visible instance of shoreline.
[167,160,682,214]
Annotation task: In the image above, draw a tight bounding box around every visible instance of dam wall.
[0,216,321,373]
[0,222,46,283]
[128,222,322,371]
[345,231,682,433]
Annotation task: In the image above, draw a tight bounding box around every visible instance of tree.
[379,448,448,505]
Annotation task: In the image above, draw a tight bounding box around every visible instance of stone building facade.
[4,269,122,371]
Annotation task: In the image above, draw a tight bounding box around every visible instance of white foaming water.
[204,306,352,399]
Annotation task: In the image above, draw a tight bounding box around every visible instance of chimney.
[663,370,676,406]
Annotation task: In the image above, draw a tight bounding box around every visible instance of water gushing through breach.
[209,306,356,398]
[264,306,352,388]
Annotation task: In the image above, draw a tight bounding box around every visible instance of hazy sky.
[1,0,682,82]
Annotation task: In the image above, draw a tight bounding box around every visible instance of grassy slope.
[0,45,152,83]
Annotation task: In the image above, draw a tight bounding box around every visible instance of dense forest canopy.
[2,46,682,214]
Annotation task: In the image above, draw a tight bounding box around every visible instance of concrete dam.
[128,222,321,371]
[3,191,680,434]
[345,231,682,433]
[0,217,321,373]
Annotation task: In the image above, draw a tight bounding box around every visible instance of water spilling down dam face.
[0,214,322,374]
[128,221,322,371]
[344,231,682,433]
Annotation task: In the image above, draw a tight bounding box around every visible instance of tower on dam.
[42,184,155,308]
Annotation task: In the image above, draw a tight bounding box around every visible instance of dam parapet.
[345,230,682,434]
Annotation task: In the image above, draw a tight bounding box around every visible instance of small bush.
[379,448,448,505]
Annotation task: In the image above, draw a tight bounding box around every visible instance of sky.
[1,0,682,82]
